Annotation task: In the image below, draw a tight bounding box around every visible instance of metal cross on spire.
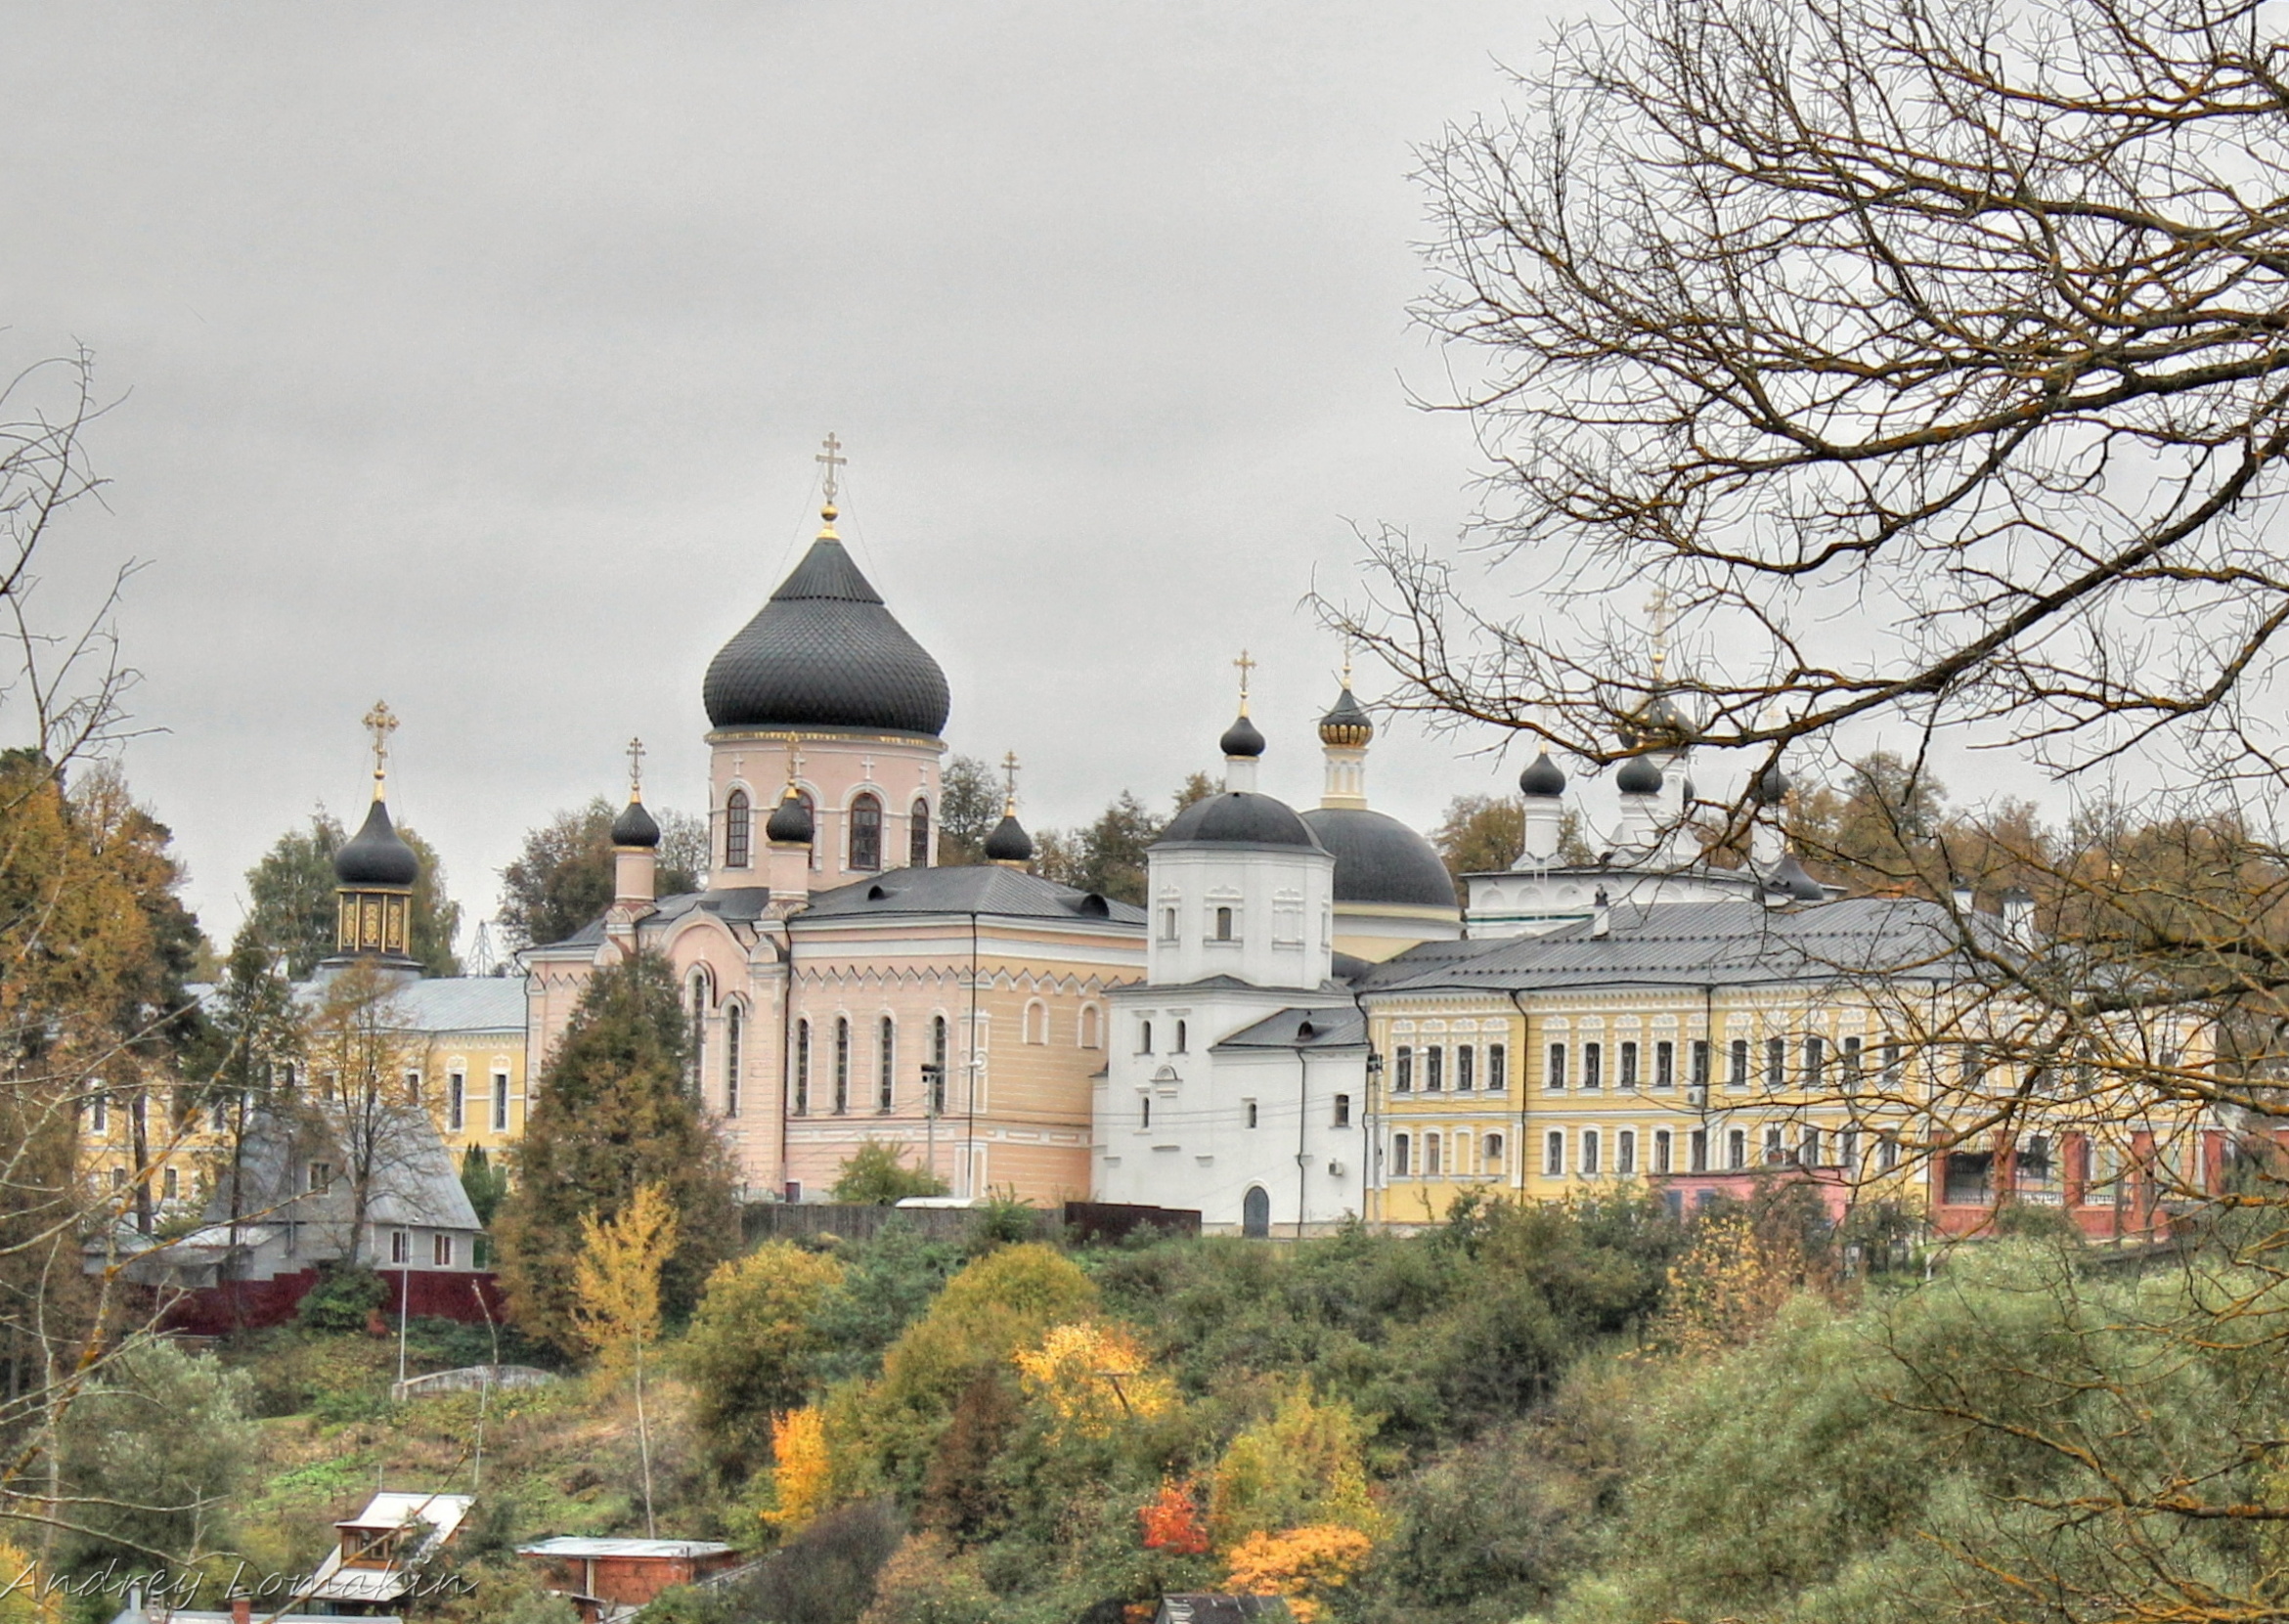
[1234,649,1256,716]
[816,431,847,505]
[626,736,646,799]
[1646,586,1674,681]
[1001,750,1021,813]
[363,700,398,799]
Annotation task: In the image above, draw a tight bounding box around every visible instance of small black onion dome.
[766,788,814,846]
[334,798,420,887]
[1519,752,1567,798]
[1219,712,1266,759]
[983,812,1034,862]
[611,798,661,849]
[1317,687,1374,749]
[1615,755,1665,795]
[703,537,951,736]
[1299,808,1457,909]
[1765,851,1826,902]
[1750,761,1790,806]
[1617,691,1696,749]
[1159,790,1322,849]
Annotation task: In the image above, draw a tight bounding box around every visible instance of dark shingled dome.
[1751,761,1790,806]
[1159,791,1321,849]
[1615,756,1665,796]
[611,798,661,849]
[1519,752,1566,798]
[766,789,814,846]
[1219,713,1266,759]
[1765,851,1827,902]
[1299,808,1458,910]
[703,536,951,736]
[334,799,419,887]
[1317,686,1373,748]
[984,812,1035,862]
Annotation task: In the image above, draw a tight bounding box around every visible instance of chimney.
[231,1597,252,1624]
[2001,886,2036,943]
[1950,876,1974,914]
[1591,886,1611,939]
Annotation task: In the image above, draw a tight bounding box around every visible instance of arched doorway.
[1242,1185,1271,1239]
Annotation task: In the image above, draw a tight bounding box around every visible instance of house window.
[1583,1042,1604,1090]
[1689,1127,1707,1172]
[793,1020,811,1116]
[1333,1093,1351,1128]
[1726,1129,1746,1170]
[87,1092,107,1134]
[1945,1151,1994,1205]
[1080,1005,1101,1048]
[162,1165,179,1201]
[1394,1133,1412,1175]
[1764,1125,1786,1165]
[433,1234,454,1267]
[448,1074,465,1132]
[1175,1020,1188,1053]
[1801,1125,1822,1166]
[1395,1046,1414,1092]
[1160,908,1178,941]
[879,1017,897,1112]
[1654,1040,1674,1089]
[1425,1046,1444,1091]
[1766,1037,1786,1090]
[1456,1046,1475,1091]
[390,1230,409,1265]
[1879,1133,1900,1172]
[726,788,752,868]
[1729,1038,1749,1089]
[1802,1036,1826,1091]
[1544,1130,1564,1177]
[687,972,711,1094]
[1425,1133,1443,1176]
[1214,906,1235,942]
[850,793,883,871]
[404,1069,422,1102]
[491,1072,510,1133]
[1546,1042,1566,1090]
[1840,1035,1863,1093]
[1581,1130,1602,1175]
[1617,1129,1637,1175]
[1881,1040,1903,1086]
[725,1004,743,1119]
[2018,1134,2055,1192]
[1654,1128,1673,1174]
[834,1018,851,1114]
[1245,1099,1258,1128]
[1838,1127,1859,1171]
[109,1166,125,1190]
[909,799,931,867]
[1139,1019,1155,1054]
[1691,1040,1709,1091]
[1025,1001,1048,1044]
[1488,1043,1508,1090]
[1483,1132,1504,1174]
[211,1097,230,1133]
[931,1016,949,1114]
[1618,1041,1639,1090]
[1141,1096,1152,1129]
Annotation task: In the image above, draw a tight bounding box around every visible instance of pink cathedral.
[522,491,1147,1203]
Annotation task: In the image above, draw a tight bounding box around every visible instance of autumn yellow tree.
[1649,1204,1826,1359]
[1012,1321,1174,1442]
[572,1182,678,1536]
[1207,1383,1382,1552]
[1223,1525,1372,1624]
[758,1407,832,1536]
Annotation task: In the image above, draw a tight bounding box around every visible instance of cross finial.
[626,736,646,800]
[1340,636,1353,691]
[1234,649,1256,717]
[1646,586,1673,680]
[1001,751,1021,814]
[362,700,398,800]
[785,746,806,792]
[816,431,847,529]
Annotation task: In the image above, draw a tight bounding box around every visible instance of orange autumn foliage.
[1138,1478,1210,1556]
[761,1406,833,1532]
[1221,1524,1372,1624]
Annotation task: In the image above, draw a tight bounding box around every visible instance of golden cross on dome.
[626,736,646,799]
[816,432,846,505]
[1646,586,1674,681]
[1001,751,1021,813]
[362,701,398,798]
[786,747,806,791]
[1234,649,1256,716]
[1340,637,1353,690]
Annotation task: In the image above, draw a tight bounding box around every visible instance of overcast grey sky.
[7,2,1587,949]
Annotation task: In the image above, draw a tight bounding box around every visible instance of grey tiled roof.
[1370,898,1972,995]
[800,864,1147,925]
[393,977,527,1031]
[1211,1005,1367,1051]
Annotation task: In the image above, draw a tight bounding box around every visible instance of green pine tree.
[493,951,740,1351]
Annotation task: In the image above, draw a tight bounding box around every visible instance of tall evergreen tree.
[493,952,739,1351]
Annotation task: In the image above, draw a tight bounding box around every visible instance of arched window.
[1174,1020,1188,1053]
[878,1016,896,1112]
[930,1016,948,1114]
[725,789,752,868]
[1426,1133,1443,1175]
[1080,1005,1101,1049]
[1242,1186,1271,1239]
[793,1020,811,1116]
[1392,1133,1412,1175]
[1214,906,1235,942]
[909,800,931,867]
[686,971,711,1095]
[724,1004,743,1119]
[851,793,883,871]
[1025,1000,1048,1044]
[833,1018,851,1114]
[1484,1132,1505,1174]
[1139,1019,1154,1054]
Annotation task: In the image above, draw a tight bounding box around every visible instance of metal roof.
[519,1538,735,1558]
[1211,1006,1368,1051]
[799,865,1146,925]
[392,977,526,1031]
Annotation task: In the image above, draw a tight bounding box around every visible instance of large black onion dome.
[984,812,1034,863]
[1159,791,1322,849]
[703,537,951,735]
[1751,761,1790,806]
[1617,691,1695,750]
[1615,755,1665,795]
[1219,713,1266,759]
[766,788,814,846]
[1299,808,1458,909]
[1317,687,1373,749]
[334,799,419,887]
[1519,752,1566,798]
[1765,851,1826,902]
[612,798,661,849]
